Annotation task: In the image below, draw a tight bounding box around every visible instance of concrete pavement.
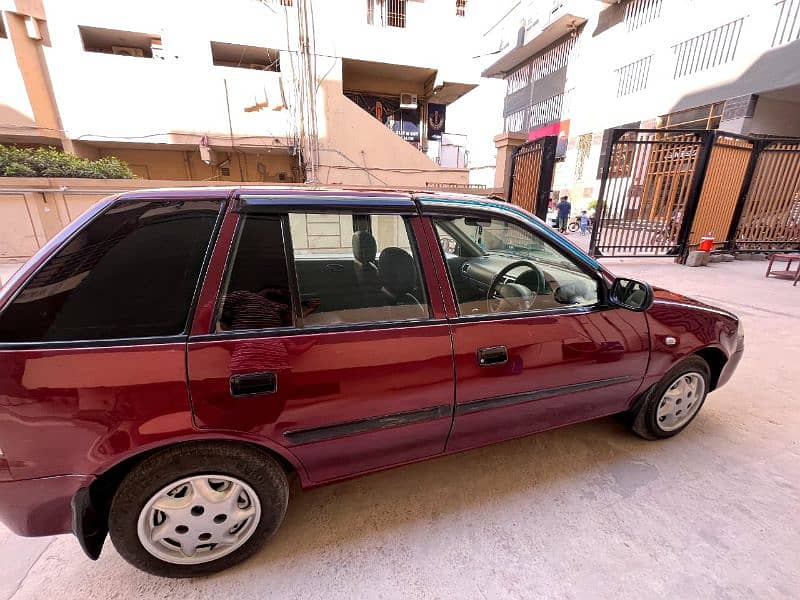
[2,257,799,599]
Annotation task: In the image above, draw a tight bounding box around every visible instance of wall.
[317,63,469,187]
[0,176,492,260]
[2,0,477,189]
[749,96,800,137]
[93,147,300,182]
[40,0,293,146]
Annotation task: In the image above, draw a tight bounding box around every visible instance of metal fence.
[589,128,800,259]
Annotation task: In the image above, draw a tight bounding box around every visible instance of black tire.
[630,356,711,440]
[108,441,288,577]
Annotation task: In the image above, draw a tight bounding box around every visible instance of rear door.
[187,195,455,484]
[422,205,650,453]
[0,197,223,480]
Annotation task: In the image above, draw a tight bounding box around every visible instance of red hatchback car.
[0,187,743,577]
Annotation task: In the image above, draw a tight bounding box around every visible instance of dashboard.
[445,253,598,311]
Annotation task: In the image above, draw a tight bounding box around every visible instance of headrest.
[378,247,417,295]
[352,230,377,264]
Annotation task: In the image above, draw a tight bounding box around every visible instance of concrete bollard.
[685,250,709,267]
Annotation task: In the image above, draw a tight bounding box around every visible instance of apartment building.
[482,0,800,205]
[0,0,479,187]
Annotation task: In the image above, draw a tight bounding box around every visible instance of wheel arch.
[74,437,303,560]
[693,346,728,391]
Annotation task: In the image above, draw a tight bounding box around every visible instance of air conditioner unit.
[399,92,418,110]
[112,46,145,57]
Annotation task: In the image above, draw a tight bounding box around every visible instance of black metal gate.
[590,129,800,258]
[589,129,713,258]
[508,135,557,220]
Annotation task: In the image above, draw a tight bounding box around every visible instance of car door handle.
[230,372,277,396]
[477,345,508,367]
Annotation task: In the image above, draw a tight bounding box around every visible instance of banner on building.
[528,119,570,158]
[427,103,446,140]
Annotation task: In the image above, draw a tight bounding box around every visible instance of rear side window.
[0,199,221,342]
[216,211,430,332]
[216,215,293,331]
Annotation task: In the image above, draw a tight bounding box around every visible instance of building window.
[506,63,531,96]
[529,90,570,129]
[79,26,160,58]
[530,36,576,83]
[503,90,572,133]
[615,55,652,97]
[624,0,663,31]
[456,0,467,17]
[671,17,745,78]
[658,102,725,130]
[210,41,280,71]
[504,109,527,133]
[773,0,800,46]
[367,0,406,28]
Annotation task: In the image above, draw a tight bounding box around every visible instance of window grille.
[672,17,745,79]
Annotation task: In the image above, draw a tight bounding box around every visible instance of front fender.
[643,294,740,391]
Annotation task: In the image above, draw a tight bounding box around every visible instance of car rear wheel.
[630,356,711,440]
[108,442,288,577]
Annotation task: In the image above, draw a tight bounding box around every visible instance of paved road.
[2,258,799,599]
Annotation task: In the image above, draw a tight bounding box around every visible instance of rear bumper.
[0,474,93,537]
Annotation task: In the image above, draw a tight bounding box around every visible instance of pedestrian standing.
[579,210,589,236]
[557,196,571,234]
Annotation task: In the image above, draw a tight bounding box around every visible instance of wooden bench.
[765,253,800,286]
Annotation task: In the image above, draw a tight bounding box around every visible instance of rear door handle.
[477,345,508,367]
[230,372,277,396]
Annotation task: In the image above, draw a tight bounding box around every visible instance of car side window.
[434,215,599,316]
[216,215,294,332]
[217,212,430,332]
[0,199,222,342]
[289,212,430,326]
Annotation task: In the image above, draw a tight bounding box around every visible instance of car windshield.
[439,216,581,273]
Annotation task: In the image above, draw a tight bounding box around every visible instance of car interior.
[433,216,599,315]
[217,214,429,331]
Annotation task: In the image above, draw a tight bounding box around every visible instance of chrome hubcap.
[137,475,261,565]
[656,372,706,432]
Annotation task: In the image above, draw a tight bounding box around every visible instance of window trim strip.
[237,195,417,214]
[189,317,449,343]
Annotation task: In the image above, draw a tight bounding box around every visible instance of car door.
[187,194,455,484]
[422,204,650,453]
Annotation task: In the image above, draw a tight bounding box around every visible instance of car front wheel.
[631,356,711,440]
[108,442,288,577]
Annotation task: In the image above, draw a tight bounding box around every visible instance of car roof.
[113,186,600,269]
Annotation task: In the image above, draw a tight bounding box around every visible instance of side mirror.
[609,278,654,312]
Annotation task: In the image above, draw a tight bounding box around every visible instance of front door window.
[434,216,599,316]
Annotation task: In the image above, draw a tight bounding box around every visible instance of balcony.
[482,0,589,78]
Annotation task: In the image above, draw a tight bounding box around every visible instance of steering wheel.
[487,260,544,313]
